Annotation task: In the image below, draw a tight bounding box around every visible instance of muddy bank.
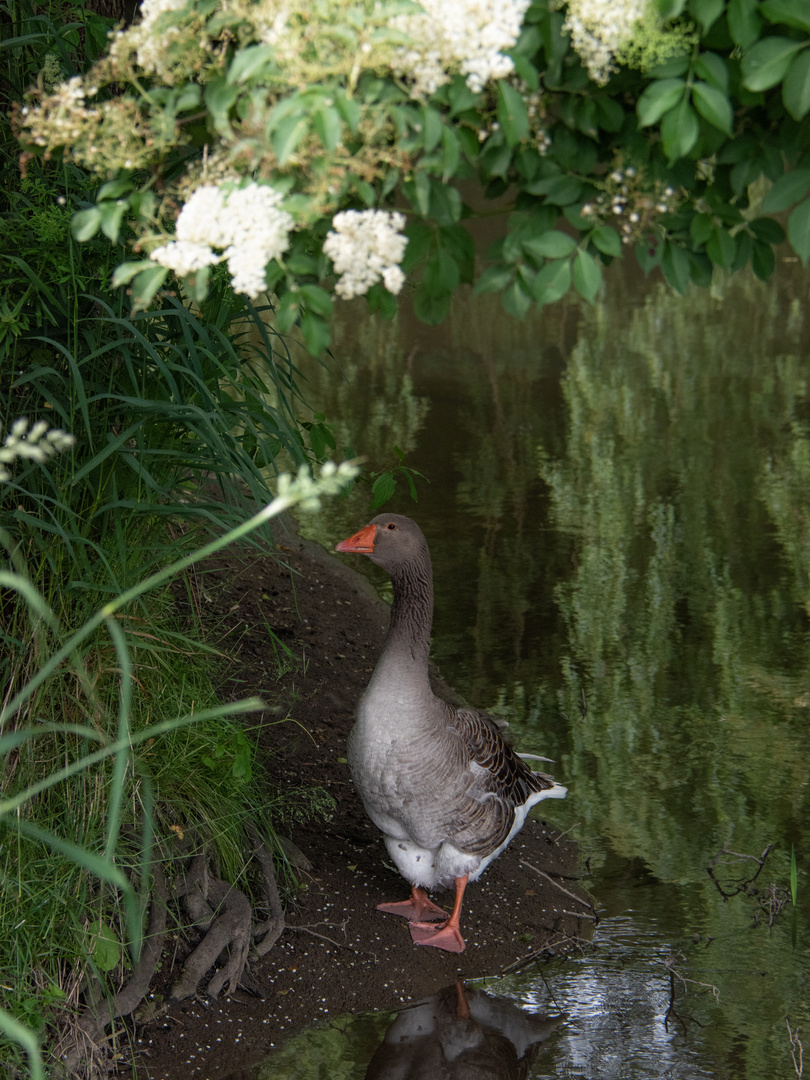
[130,519,588,1080]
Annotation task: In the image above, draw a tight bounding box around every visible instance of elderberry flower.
[149,183,294,299]
[563,0,646,84]
[0,418,75,482]
[323,210,408,300]
[393,0,531,96]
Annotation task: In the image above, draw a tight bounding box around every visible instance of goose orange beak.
[335,523,377,554]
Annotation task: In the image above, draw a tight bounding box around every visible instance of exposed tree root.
[55,862,169,1077]
[55,829,288,1078]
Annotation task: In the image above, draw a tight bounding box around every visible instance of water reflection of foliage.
[538,267,810,881]
[267,303,430,551]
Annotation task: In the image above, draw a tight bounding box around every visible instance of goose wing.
[443,707,557,856]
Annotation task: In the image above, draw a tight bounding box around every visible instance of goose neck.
[383,556,434,665]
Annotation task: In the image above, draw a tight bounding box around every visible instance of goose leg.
[377,885,449,922]
[408,875,468,953]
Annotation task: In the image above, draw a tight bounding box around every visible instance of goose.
[364,981,563,1078]
[335,514,567,953]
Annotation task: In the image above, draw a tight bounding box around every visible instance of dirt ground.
[128,517,590,1080]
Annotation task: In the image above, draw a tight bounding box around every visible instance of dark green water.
[259,256,810,1079]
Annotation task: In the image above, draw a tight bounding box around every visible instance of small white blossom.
[268,461,359,516]
[563,0,646,84]
[0,418,75,482]
[323,210,408,300]
[149,183,294,299]
[393,0,531,96]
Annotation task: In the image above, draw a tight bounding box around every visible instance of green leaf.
[299,284,334,318]
[447,76,481,116]
[424,248,460,294]
[761,0,810,32]
[312,107,342,150]
[98,177,134,201]
[71,207,101,242]
[591,225,622,257]
[690,212,714,245]
[227,44,274,83]
[87,921,121,973]
[762,169,810,212]
[692,81,733,134]
[637,78,686,126]
[412,171,431,215]
[635,236,664,273]
[111,261,147,288]
[694,52,729,92]
[524,230,577,259]
[688,0,724,32]
[741,37,804,92]
[783,49,810,120]
[421,105,443,152]
[301,311,331,356]
[752,238,776,279]
[272,112,308,165]
[497,81,530,147]
[728,0,763,47]
[473,263,514,295]
[531,258,572,304]
[204,78,239,135]
[749,217,786,243]
[276,294,300,333]
[413,289,451,324]
[788,197,810,262]
[501,278,532,318]
[130,264,168,309]
[371,471,396,508]
[335,94,361,132]
[429,180,462,225]
[661,99,699,160]
[441,127,460,181]
[98,200,127,242]
[706,224,736,269]
[572,249,601,301]
[524,174,583,204]
[661,240,692,293]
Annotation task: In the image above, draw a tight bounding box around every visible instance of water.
[257,255,810,1078]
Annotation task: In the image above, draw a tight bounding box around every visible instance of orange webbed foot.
[408,919,466,953]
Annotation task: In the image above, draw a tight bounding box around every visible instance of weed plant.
[0,8,342,1073]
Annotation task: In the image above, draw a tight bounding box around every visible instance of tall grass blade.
[0,1009,43,1080]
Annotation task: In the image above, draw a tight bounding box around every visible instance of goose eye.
[386,523,397,530]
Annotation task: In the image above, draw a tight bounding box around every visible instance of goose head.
[335,513,428,573]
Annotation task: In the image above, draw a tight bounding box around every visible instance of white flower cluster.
[581,164,679,244]
[272,460,359,514]
[255,3,289,46]
[563,0,646,85]
[393,0,531,96]
[322,210,408,300]
[109,0,189,81]
[150,183,294,298]
[0,418,75,483]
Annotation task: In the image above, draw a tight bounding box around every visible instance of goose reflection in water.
[364,981,562,1080]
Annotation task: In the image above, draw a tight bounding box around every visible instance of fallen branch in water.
[706,843,772,899]
[786,1018,803,1078]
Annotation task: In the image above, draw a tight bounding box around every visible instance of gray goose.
[335,514,566,953]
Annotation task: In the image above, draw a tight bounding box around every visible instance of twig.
[520,859,598,921]
[707,843,772,899]
[787,1018,803,1078]
[550,822,581,844]
[499,932,590,975]
[285,921,371,955]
